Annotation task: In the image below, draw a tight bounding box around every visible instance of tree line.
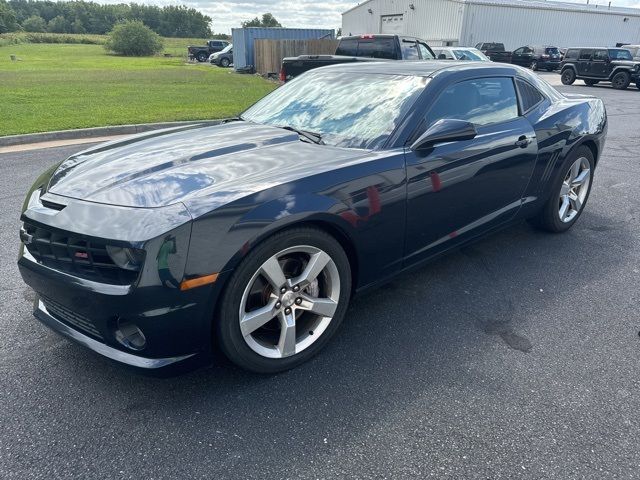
[0,0,213,37]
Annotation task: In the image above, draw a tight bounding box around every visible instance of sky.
[92,0,640,34]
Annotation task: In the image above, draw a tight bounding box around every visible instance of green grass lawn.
[0,39,275,136]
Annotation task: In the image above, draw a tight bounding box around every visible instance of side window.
[565,49,579,60]
[523,47,533,54]
[401,40,420,60]
[417,42,434,59]
[516,78,545,113]
[514,47,524,55]
[593,50,608,61]
[425,77,519,127]
[579,50,592,60]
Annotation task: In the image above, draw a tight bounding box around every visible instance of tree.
[22,14,46,32]
[0,1,19,33]
[105,20,163,56]
[337,27,342,37]
[47,14,69,33]
[241,12,282,28]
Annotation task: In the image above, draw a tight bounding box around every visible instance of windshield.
[453,49,488,61]
[242,71,428,150]
[220,44,232,53]
[609,49,633,60]
[545,47,560,55]
[628,47,639,57]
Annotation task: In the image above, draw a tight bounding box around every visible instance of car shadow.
[9,207,632,468]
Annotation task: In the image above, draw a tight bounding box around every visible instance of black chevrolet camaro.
[18,62,607,373]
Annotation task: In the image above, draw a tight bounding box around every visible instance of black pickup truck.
[475,42,513,63]
[280,34,435,82]
[188,40,230,62]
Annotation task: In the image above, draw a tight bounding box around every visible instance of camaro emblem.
[75,251,89,259]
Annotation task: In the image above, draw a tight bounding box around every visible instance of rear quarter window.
[516,79,545,113]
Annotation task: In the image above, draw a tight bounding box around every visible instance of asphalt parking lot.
[1,73,639,479]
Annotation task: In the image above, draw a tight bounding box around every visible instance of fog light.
[115,319,146,351]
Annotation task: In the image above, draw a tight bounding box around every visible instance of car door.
[590,49,609,77]
[512,47,526,66]
[403,76,538,264]
[578,49,593,75]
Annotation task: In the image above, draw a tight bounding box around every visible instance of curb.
[0,120,224,148]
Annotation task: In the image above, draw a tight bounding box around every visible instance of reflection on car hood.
[47,122,371,210]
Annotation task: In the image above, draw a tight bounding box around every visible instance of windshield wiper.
[280,126,324,145]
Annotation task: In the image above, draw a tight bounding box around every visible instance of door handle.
[515,135,534,148]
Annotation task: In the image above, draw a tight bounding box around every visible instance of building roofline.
[342,0,640,18]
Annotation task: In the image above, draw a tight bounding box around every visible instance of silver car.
[433,47,490,61]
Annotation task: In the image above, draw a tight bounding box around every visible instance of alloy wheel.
[531,61,538,71]
[558,156,591,223]
[238,245,340,359]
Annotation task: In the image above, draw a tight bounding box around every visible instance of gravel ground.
[1,74,639,479]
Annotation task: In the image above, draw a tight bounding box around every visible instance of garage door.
[380,14,404,34]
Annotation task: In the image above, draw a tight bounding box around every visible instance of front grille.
[22,222,139,285]
[41,295,103,339]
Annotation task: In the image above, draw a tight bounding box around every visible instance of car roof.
[312,60,522,77]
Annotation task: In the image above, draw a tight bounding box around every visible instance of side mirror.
[410,119,478,151]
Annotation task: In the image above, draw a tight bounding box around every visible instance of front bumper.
[34,298,195,369]
[19,248,218,369]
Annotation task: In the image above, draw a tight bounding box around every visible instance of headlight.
[106,246,145,271]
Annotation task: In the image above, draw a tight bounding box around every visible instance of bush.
[22,15,47,33]
[104,21,163,56]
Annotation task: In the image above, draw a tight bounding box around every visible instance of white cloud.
[63,0,640,35]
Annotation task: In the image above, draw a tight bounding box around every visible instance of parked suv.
[560,47,640,90]
[511,45,561,71]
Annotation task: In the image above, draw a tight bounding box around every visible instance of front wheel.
[530,61,538,71]
[216,227,352,373]
[529,146,594,233]
[611,71,630,90]
[561,69,576,85]
[220,58,230,68]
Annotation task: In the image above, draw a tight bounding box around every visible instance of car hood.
[611,60,639,67]
[47,122,372,210]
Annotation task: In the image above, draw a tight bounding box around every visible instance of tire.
[220,58,230,68]
[561,68,576,85]
[584,79,599,86]
[529,146,594,233]
[216,227,352,373]
[196,52,207,63]
[611,71,630,90]
[546,67,554,72]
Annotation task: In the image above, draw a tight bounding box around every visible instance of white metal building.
[342,0,640,49]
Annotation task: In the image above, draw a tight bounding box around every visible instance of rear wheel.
[546,67,554,72]
[584,79,599,86]
[216,227,352,373]
[196,52,207,62]
[561,68,576,85]
[529,146,594,233]
[611,71,630,90]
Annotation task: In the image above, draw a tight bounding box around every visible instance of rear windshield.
[336,38,396,59]
[609,49,633,60]
[483,43,504,50]
[545,47,559,54]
